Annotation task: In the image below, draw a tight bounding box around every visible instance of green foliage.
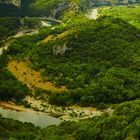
[23,18,41,29]
[0,68,31,101]
[0,54,31,101]
[8,16,140,106]
[0,116,40,140]
[35,100,140,140]
[1,99,140,140]
[0,3,20,16]
[99,5,140,29]
[27,0,82,20]
[0,2,140,140]
[0,17,20,40]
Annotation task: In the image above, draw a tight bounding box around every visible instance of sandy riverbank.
[0,98,103,121]
[0,101,33,112]
[25,96,103,121]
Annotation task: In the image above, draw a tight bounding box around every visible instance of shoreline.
[0,99,104,121]
[0,101,33,112]
[25,96,104,121]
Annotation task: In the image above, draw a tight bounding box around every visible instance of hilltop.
[7,16,140,107]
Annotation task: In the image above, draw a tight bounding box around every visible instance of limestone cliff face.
[0,0,139,16]
[53,43,70,56]
[0,0,21,7]
[83,0,139,8]
[49,1,80,18]
[0,0,139,9]
[80,0,139,11]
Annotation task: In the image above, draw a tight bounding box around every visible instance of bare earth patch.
[0,101,32,112]
[8,60,66,92]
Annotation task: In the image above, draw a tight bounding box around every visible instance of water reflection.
[0,107,61,128]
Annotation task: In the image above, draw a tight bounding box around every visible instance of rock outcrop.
[0,0,21,7]
[0,0,139,16]
[53,43,70,56]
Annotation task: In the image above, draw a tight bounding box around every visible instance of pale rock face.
[52,1,68,18]
[53,43,70,56]
[51,1,80,18]
[0,0,139,12]
[84,0,139,7]
[0,0,21,7]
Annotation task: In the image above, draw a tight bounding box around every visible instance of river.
[0,19,63,128]
[0,107,61,128]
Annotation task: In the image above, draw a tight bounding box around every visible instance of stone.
[0,0,21,8]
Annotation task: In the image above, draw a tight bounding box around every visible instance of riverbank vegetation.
[1,99,140,140]
[35,99,140,140]
[0,114,40,140]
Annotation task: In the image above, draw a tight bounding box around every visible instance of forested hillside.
[0,17,20,40]
[35,99,140,140]
[99,5,140,28]
[0,0,83,18]
[8,15,140,107]
[0,1,140,140]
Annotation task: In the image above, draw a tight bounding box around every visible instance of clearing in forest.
[8,60,67,92]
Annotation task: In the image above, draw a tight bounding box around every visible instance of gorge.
[0,0,140,139]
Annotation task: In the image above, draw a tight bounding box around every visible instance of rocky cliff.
[0,0,139,9]
[0,0,139,17]
[0,0,21,7]
[84,0,139,8]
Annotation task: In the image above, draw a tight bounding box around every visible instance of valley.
[0,0,140,140]
[0,10,103,122]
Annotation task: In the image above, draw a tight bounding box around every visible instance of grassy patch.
[8,60,67,93]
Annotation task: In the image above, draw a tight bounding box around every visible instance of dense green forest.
[0,17,20,40]
[0,0,83,19]
[0,114,40,140]
[8,15,140,107]
[99,5,140,28]
[0,1,140,140]
[0,53,31,101]
[35,100,140,140]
